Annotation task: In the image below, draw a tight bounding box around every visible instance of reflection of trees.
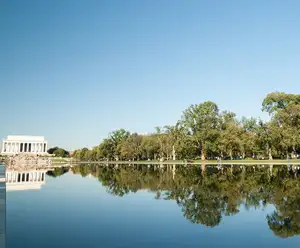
[46,167,69,177]
[72,164,300,237]
[267,211,300,238]
[266,172,300,238]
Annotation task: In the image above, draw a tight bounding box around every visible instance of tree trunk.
[172,145,176,160]
[229,150,233,160]
[242,151,245,159]
[268,148,273,160]
[201,149,206,161]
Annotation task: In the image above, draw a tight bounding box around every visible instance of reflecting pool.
[6,164,300,247]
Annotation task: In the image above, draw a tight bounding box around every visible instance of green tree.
[164,122,187,160]
[109,129,130,160]
[218,111,242,159]
[120,133,143,160]
[182,101,220,160]
[47,147,70,157]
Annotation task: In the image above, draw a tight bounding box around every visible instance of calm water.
[5,164,300,247]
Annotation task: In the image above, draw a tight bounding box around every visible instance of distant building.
[1,135,48,155]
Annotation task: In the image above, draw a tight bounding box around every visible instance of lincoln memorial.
[1,135,48,155]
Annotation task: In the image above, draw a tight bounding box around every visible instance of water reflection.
[5,167,69,191]
[70,163,300,239]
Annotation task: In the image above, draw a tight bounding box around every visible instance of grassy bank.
[51,157,71,163]
[71,159,300,165]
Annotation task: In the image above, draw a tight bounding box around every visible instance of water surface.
[6,164,300,247]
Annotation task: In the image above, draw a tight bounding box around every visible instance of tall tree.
[120,133,143,160]
[164,122,187,160]
[218,111,242,159]
[109,129,130,160]
[182,101,220,160]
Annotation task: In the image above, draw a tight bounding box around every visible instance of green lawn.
[51,157,71,163]
[72,159,300,165]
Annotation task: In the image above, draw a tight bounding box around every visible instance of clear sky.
[1,0,300,150]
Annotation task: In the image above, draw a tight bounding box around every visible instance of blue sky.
[1,0,300,150]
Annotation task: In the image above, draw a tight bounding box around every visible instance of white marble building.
[1,135,48,155]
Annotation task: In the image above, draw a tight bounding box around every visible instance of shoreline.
[62,159,300,165]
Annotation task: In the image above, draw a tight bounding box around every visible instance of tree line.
[69,163,300,238]
[71,92,300,161]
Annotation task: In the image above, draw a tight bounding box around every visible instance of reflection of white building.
[0,165,5,248]
[1,135,48,155]
[6,169,47,191]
